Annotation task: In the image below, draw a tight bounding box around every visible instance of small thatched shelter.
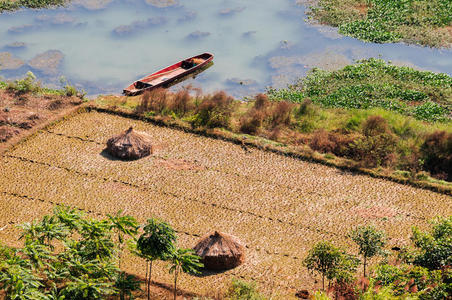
[193,231,245,271]
[106,127,153,160]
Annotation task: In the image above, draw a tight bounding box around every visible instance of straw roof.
[106,127,153,160]
[193,231,245,271]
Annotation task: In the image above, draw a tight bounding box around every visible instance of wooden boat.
[123,52,214,96]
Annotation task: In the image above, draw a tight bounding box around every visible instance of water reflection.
[0,0,451,97]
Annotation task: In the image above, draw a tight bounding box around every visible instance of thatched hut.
[106,127,153,160]
[193,231,245,271]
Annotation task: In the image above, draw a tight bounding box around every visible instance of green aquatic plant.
[309,0,452,47]
[267,58,452,122]
[0,0,66,12]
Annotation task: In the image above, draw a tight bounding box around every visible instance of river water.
[0,0,451,96]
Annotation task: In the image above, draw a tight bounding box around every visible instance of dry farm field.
[0,110,451,298]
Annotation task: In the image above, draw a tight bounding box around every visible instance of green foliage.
[59,76,86,98]
[350,225,386,276]
[168,248,203,300]
[411,216,452,270]
[225,279,267,300]
[168,248,203,276]
[372,264,449,298]
[310,0,452,47]
[0,0,66,12]
[303,241,359,290]
[114,272,141,300]
[7,72,41,95]
[412,101,448,122]
[0,206,140,299]
[267,59,452,122]
[136,218,177,261]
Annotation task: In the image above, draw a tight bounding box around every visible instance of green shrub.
[349,116,398,167]
[225,279,267,300]
[7,72,41,95]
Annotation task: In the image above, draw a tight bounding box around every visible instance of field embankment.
[0,109,450,298]
[0,74,84,153]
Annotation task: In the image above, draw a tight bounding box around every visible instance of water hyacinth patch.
[267,58,452,122]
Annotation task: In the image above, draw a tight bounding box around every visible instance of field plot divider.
[3,152,347,240]
[40,129,428,224]
[0,188,305,264]
[44,129,326,199]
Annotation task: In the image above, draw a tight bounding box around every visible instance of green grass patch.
[309,0,452,47]
[267,58,452,122]
[0,0,66,12]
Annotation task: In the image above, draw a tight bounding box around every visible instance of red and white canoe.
[123,52,214,96]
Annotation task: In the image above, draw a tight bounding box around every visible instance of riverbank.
[0,0,66,12]
[306,0,452,48]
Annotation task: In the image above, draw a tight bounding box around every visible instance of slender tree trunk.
[145,261,149,300]
[118,234,123,270]
[322,274,325,291]
[147,260,153,300]
[174,267,178,300]
[363,256,367,278]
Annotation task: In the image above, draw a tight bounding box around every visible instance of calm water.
[1,0,452,97]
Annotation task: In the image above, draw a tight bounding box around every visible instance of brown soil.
[155,158,205,171]
[354,4,369,15]
[0,89,83,153]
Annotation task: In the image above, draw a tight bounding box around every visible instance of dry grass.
[0,110,451,298]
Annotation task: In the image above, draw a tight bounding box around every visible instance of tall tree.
[350,225,386,277]
[136,218,177,300]
[303,241,342,290]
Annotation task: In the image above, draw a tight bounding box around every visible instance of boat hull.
[123,52,214,96]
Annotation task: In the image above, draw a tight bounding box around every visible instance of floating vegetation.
[268,58,452,122]
[28,50,64,75]
[0,0,66,12]
[0,52,25,70]
[307,0,452,47]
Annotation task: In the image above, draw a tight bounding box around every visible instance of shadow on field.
[194,268,230,278]
[100,148,122,161]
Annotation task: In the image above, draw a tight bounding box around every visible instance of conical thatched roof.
[193,231,245,271]
[106,127,153,160]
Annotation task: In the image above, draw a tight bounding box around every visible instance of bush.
[225,279,267,300]
[239,109,266,134]
[192,91,234,128]
[135,89,169,114]
[169,89,194,117]
[420,131,452,181]
[309,130,357,157]
[349,116,398,167]
[6,72,41,95]
[270,101,292,127]
[239,94,271,134]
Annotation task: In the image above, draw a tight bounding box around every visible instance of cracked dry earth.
[1,110,451,298]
